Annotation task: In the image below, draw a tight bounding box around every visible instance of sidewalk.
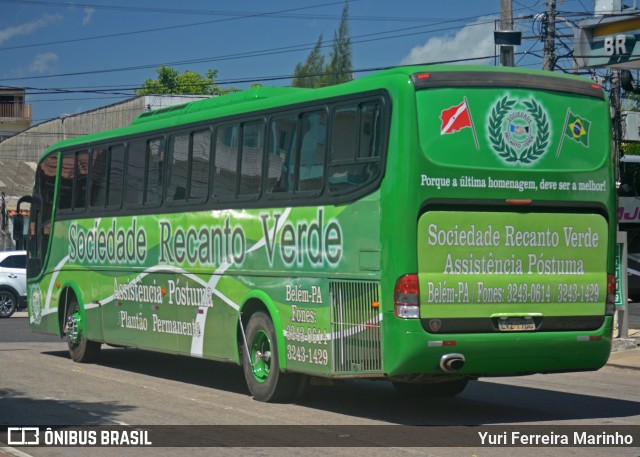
[607,347,640,369]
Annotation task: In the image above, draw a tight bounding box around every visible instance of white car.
[0,250,27,318]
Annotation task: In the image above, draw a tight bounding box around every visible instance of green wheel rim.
[67,309,83,346]
[250,329,271,383]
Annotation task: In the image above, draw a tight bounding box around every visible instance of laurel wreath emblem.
[488,96,550,164]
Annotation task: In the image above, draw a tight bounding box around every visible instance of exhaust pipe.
[440,353,465,372]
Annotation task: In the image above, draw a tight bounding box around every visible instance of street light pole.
[543,0,557,70]
[500,0,515,66]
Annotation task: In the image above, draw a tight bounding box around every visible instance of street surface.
[0,314,639,457]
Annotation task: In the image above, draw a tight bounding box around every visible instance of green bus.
[27,65,617,402]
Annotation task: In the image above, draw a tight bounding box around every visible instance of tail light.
[394,274,420,319]
[605,274,616,316]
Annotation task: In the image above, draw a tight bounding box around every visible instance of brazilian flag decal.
[565,112,591,147]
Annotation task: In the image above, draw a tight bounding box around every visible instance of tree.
[292,34,325,88]
[291,1,352,88]
[137,66,237,95]
[324,2,353,86]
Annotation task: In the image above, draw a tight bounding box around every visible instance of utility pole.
[543,0,556,70]
[500,0,515,67]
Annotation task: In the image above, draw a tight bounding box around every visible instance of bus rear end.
[385,67,615,385]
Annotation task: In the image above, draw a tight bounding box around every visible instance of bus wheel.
[243,312,306,402]
[392,379,469,398]
[65,300,101,363]
[0,290,17,318]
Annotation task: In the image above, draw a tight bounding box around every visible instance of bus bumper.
[384,316,613,377]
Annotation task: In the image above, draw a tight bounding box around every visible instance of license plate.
[498,318,536,332]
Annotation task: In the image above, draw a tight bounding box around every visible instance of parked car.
[0,250,27,318]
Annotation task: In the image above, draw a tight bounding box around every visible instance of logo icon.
[29,286,43,325]
[488,95,550,165]
[428,319,442,332]
[7,427,40,445]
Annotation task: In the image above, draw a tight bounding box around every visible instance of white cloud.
[2,52,59,79]
[82,8,96,26]
[29,53,59,74]
[0,14,63,45]
[400,16,497,66]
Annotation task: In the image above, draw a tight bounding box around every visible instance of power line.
[0,0,459,22]
[0,0,357,52]
[0,14,505,84]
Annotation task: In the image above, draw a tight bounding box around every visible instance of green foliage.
[622,142,640,155]
[292,1,353,88]
[292,34,325,88]
[137,66,237,95]
[324,2,353,86]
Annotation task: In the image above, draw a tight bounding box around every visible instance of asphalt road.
[1,315,639,457]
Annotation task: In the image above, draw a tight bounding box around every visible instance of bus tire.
[0,290,17,318]
[243,311,306,402]
[392,379,469,398]
[65,299,101,363]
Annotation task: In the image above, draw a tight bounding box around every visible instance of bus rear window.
[415,87,609,171]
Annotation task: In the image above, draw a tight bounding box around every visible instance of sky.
[0,0,597,125]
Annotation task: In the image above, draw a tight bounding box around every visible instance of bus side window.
[190,130,211,200]
[330,107,357,162]
[359,102,382,159]
[213,125,239,198]
[297,111,326,192]
[59,152,75,210]
[126,140,145,206]
[168,133,190,202]
[239,120,265,197]
[107,145,125,208]
[267,114,297,194]
[329,101,383,196]
[74,150,89,210]
[145,138,164,205]
[90,148,108,208]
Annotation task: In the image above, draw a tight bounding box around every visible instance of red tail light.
[606,274,616,316]
[394,274,420,319]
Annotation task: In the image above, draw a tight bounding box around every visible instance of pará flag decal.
[440,100,472,134]
[439,97,479,150]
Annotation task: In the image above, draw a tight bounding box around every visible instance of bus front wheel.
[243,312,306,402]
[65,300,101,363]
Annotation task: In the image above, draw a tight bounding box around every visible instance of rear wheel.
[65,300,101,362]
[392,379,469,398]
[0,290,17,318]
[243,312,306,402]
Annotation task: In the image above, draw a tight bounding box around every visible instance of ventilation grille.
[330,280,382,373]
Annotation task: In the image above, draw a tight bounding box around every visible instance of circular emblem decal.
[29,285,43,325]
[488,95,550,165]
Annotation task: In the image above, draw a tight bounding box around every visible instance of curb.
[612,337,639,352]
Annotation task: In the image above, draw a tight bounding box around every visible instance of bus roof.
[39,64,605,160]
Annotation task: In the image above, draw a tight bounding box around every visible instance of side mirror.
[13,214,23,241]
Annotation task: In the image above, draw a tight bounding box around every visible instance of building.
[0,94,210,249]
[0,88,31,142]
